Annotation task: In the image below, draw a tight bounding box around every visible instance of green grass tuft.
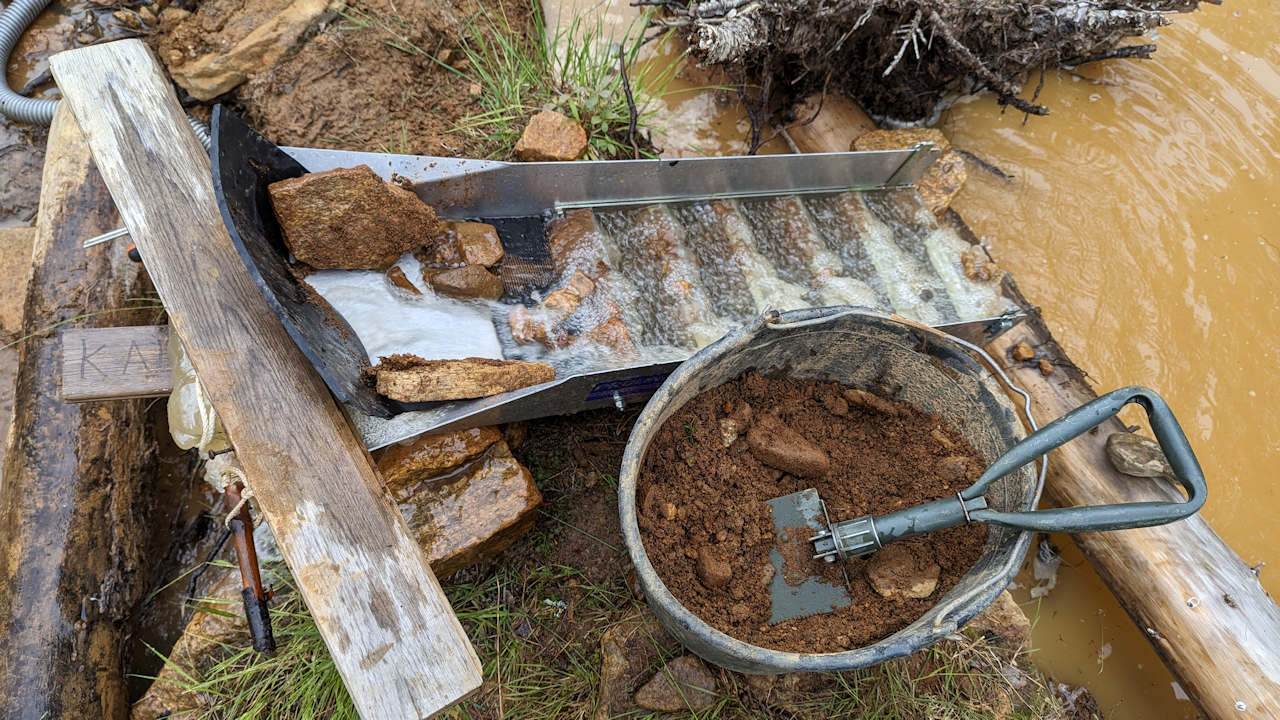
[455,4,679,160]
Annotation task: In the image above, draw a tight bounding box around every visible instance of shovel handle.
[966,386,1206,532]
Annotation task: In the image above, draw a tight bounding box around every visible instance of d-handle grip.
[967,386,1207,533]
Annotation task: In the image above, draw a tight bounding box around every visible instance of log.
[792,98,1280,719]
[0,104,161,719]
[49,40,482,720]
[987,317,1280,720]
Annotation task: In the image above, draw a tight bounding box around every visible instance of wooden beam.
[0,104,162,720]
[60,326,171,402]
[49,40,482,720]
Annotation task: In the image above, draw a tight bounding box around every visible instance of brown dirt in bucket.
[637,371,988,654]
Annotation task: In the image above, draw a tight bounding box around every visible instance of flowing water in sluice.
[307,191,1014,390]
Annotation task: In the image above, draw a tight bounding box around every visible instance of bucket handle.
[965,386,1206,532]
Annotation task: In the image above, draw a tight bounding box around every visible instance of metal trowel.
[765,386,1207,624]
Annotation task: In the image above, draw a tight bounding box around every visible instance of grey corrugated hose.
[0,0,211,151]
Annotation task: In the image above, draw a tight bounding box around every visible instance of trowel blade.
[765,489,852,624]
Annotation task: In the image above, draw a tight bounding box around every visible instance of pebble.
[937,455,970,482]
[695,546,733,589]
[1038,357,1054,375]
[746,412,830,479]
[866,544,941,599]
[634,655,717,712]
[1011,341,1036,362]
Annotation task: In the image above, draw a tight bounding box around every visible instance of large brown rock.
[515,110,589,162]
[417,221,504,268]
[268,165,442,270]
[634,655,719,712]
[374,426,503,494]
[373,355,555,402]
[394,440,542,574]
[425,264,504,300]
[161,0,338,100]
[746,412,830,478]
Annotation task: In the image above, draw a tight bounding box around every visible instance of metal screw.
[612,392,625,411]
[1236,701,1247,711]
[1186,597,1199,608]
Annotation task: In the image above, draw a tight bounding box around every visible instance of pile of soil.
[637,371,988,654]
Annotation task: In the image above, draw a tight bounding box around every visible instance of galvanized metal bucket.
[617,306,1040,674]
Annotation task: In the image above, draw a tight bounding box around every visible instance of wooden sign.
[60,325,171,402]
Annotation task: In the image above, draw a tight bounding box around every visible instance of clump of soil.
[637,371,988,654]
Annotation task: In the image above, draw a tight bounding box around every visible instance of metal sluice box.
[210,107,1024,450]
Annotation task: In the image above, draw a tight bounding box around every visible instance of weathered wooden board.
[49,40,482,720]
[60,325,171,402]
[0,104,161,720]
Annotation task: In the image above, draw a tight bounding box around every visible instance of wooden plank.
[60,325,170,402]
[0,103,163,720]
[49,40,482,720]
[789,102,1280,719]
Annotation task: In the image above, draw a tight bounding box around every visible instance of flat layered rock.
[426,264,504,300]
[374,426,504,493]
[373,354,555,402]
[268,165,442,270]
[393,439,542,575]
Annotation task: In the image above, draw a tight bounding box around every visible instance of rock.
[113,9,142,29]
[426,264,504,300]
[843,388,904,416]
[854,129,965,215]
[164,0,336,101]
[386,265,422,294]
[717,399,754,447]
[634,655,718,712]
[695,546,733,589]
[515,109,589,162]
[1038,358,1054,376]
[157,7,191,32]
[937,455,970,482]
[967,590,1033,651]
[1011,341,1036,362]
[854,127,952,155]
[543,270,594,315]
[422,221,504,267]
[594,612,677,720]
[661,502,677,521]
[865,544,941,600]
[137,5,157,25]
[374,426,503,494]
[468,82,482,97]
[394,439,542,575]
[507,271,600,346]
[1105,432,1172,478]
[820,390,849,416]
[0,227,34,335]
[508,305,546,345]
[268,165,442,270]
[746,412,830,478]
[582,317,639,362]
[373,354,555,402]
[962,246,1001,282]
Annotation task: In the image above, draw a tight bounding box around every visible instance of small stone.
[695,546,732,589]
[268,165,442,270]
[917,150,968,216]
[437,49,453,63]
[930,427,954,449]
[76,31,95,45]
[386,266,422,295]
[426,264,504,300]
[158,7,191,32]
[137,5,157,25]
[661,502,676,521]
[854,127,952,155]
[113,9,142,29]
[820,390,849,416]
[515,109,589,162]
[936,455,969,483]
[596,612,677,719]
[746,413,830,479]
[582,317,639,362]
[759,563,775,586]
[1038,358,1054,376]
[843,388,904,416]
[1011,341,1036,362]
[468,82,483,97]
[447,221,504,267]
[634,655,718,712]
[729,602,751,621]
[866,544,941,600]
